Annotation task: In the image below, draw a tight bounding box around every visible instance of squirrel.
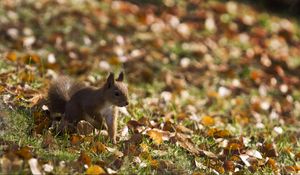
[47,72,129,143]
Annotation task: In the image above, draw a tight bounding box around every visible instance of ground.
[0,0,300,174]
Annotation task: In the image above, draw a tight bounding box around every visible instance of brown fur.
[48,72,128,143]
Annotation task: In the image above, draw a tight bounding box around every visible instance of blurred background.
[1,0,300,174]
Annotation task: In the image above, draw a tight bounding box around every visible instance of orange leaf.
[86,165,105,175]
[266,158,278,171]
[223,160,235,172]
[91,142,106,154]
[16,147,33,160]
[70,135,82,145]
[6,52,17,61]
[201,116,215,126]
[207,128,231,138]
[295,152,300,160]
[78,152,91,166]
[147,130,163,145]
[250,70,262,81]
[150,159,159,169]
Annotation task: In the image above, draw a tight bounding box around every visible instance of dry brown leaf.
[27,93,44,107]
[177,112,189,121]
[162,121,175,132]
[261,143,278,157]
[106,147,124,158]
[224,139,244,155]
[127,120,144,133]
[199,150,218,159]
[42,132,55,149]
[223,160,235,172]
[77,120,94,135]
[173,133,200,156]
[176,124,193,134]
[123,143,140,157]
[284,165,300,173]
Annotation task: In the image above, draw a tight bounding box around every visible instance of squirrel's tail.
[48,76,84,114]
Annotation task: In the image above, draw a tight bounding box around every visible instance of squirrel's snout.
[121,101,129,107]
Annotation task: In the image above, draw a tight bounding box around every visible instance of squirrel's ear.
[105,72,115,88]
[116,72,124,82]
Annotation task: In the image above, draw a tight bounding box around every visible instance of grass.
[1,0,300,174]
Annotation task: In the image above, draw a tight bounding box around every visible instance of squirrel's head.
[103,72,129,107]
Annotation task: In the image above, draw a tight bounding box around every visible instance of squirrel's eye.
[114,91,120,96]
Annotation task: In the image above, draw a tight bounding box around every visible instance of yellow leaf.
[140,143,149,152]
[201,116,215,126]
[6,52,17,61]
[86,165,105,175]
[147,130,163,145]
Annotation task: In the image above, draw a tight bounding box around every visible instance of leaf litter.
[0,0,300,174]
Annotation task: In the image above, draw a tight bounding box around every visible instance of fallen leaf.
[150,159,159,169]
[265,158,278,171]
[195,159,207,169]
[261,143,278,157]
[78,152,91,166]
[201,116,215,126]
[106,147,124,158]
[207,128,231,138]
[147,129,163,145]
[6,52,17,61]
[43,163,54,173]
[91,142,106,154]
[70,135,82,145]
[42,132,55,149]
[77,120,95,135]
[224,139,244,154]
[239,154,250,167]
[199,150,218,159]
[16,147,33,160]
[284,165,300,173]
[28,158,41,175]
[246,150,263,159]
[223,160,235,172]
[86,165,106,175]
[173,133,200,156]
